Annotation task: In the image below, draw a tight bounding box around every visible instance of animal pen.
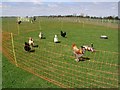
[2,31,119,88]
[2,16,119,88]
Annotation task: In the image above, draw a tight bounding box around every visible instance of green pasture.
[2,17,118,52]
[2,17,119,88]
[2,54,59,88]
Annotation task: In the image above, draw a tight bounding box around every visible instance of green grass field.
[2,54,59,88]
[2,17,119,88]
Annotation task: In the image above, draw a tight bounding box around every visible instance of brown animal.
[72,44,85,62]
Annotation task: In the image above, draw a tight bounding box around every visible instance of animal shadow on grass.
[29,49,35,52]
[79,57,90,61]
[33,45,39,47]
[55,41,61,43]
[41,37,46,39]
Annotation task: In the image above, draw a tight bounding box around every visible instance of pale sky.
[1,0,120,2]
[1,0,119,17]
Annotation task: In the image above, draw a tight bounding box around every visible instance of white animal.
[39,32,43,39]
[54,35,59,43]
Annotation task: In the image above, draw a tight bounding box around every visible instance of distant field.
[2,17,119,88]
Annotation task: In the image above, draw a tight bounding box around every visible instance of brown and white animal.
[72,44,86,62]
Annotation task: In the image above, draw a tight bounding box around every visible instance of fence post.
[11,33,18,67]
[39,18,41,30]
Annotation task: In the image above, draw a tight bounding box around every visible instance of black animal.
[33,16,36,21]
[61,31,66,37]
[24,42,31,52]
[18,21,21,24]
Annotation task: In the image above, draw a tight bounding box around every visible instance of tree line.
[48,15,120,20]
[1,15,120,20]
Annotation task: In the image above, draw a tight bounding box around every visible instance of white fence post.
[11,33,18,67]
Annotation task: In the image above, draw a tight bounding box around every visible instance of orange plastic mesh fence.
[2,32,119,88]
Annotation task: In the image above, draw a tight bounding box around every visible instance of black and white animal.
[61,31,66,37]
[82,43,95,52]
[33,16,36,21]
[28,37,38,47]
[24,42,31,52]
[17,21,21,24]
[100,35,108,39]
[39,32,43,39]
[28,37,34,47]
